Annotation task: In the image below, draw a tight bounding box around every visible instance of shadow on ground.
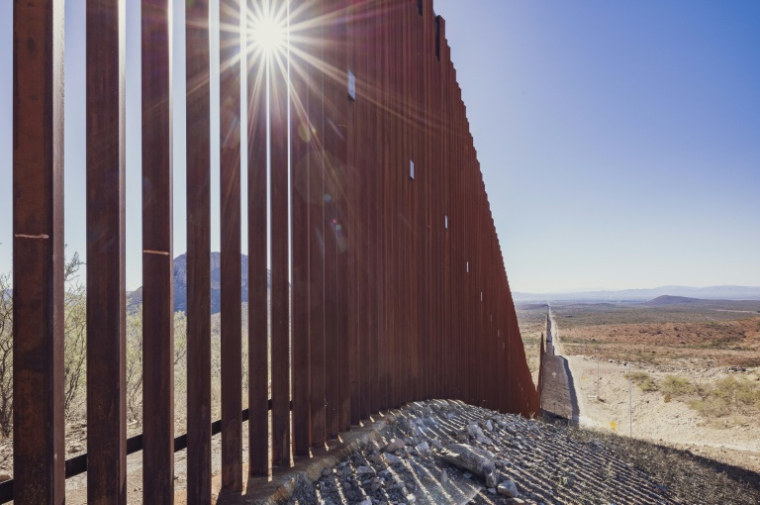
[210,400,760,505]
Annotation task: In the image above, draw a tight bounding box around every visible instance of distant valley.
[513,285,760,302]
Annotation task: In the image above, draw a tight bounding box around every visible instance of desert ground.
[517,298,760,475]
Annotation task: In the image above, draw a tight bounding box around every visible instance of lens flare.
[249,8,287,58]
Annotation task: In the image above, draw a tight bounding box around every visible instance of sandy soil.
[565,355,760,475]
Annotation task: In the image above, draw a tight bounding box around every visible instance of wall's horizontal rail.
[0,402,290,504]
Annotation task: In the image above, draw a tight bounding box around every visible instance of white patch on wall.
[347,69,356,100]
[410,160,415,179]
[466,261,469,273]
[445,215,448,229]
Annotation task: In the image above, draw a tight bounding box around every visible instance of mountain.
[127,253,270,314]
[646,295,703,305]
[513,285,760,302]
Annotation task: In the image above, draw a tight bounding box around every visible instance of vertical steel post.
[86,0,127,502]
[220,0,243,489]
[141,0,174,501]
[270,0,292,468]
[308,0,327,450]
[12,1,65,502]
[247,0,271,479]
[186,0,213,499]
[290,0,313,458]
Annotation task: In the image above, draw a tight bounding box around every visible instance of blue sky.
[1,0,759,293]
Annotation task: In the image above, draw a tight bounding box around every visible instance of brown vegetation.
[542,301,760,368]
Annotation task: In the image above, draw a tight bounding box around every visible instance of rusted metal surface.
[9,0,542,502]
[219,0,243,491]
[346,0,360,427]
[366,3,381,415]
[270,0,291,469]
[308,0,328,450]
[186,0,212,501]
[290,0,312,459]
[141,0,174,502]
[247,0,270,479]
[12,1,65,503]
[322,0,348,440]
[332,0,351,435]
[86,0,127,503]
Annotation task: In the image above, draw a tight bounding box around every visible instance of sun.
[248,6,287,58]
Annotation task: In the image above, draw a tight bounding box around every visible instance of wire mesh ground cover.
[284,400,760,505]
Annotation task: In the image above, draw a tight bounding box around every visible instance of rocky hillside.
[127,253,270,314]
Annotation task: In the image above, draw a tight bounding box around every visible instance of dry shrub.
[661,375,694,396]
[689,396,730,417]
[688,375,760,419]
[0,252,88,438]
[625,371,659,392]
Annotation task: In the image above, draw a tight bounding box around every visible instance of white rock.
[497,479,519,498]
[467,423,488,443]
[386,438,405,453]
[415,442,430,456]
[440,469,449,485]
[384,453,402,464]
[439,443,495,478]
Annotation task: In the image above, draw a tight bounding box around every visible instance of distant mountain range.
[127,253,270,314]
[646,295,704,305]
[513,285,760,302]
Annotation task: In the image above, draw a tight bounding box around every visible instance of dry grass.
[689,375,760,418]
[624,371,760,420]
[660,375,695,395]
[625,371,658,392]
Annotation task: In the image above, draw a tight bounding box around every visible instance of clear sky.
[1,0,759,293]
